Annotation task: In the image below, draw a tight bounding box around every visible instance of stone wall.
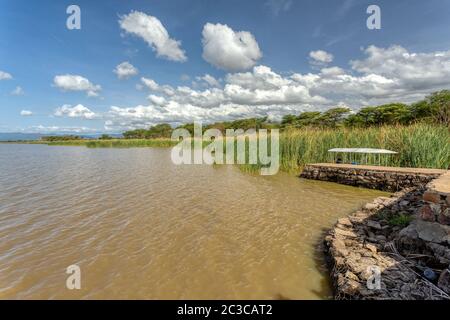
[301,164,445,192]
[315,166,450,299]
[325,188,450,299]
[419,172,450,225]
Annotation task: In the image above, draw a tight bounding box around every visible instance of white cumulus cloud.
[20,110,33,116]
[309,50,334,66]
[54,104,97,119]
[119,11,186,62]
[0,70,12,80]
[104,45,450,130]
[350,45,450,91]
[40,45,450,132]
[195,74,221,87]
[114,61,139,79]
[28,125,98,134]
[53,75,102,97]
[202,23,262,71]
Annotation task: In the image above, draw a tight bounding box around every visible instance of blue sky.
[1,0,450,133]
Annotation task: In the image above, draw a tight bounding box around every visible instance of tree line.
[122,90,450,139]
[41,135,83,141]
[281,90,450,129]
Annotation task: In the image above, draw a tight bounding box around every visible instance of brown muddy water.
[0,144,387,299]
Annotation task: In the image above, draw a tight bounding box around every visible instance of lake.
[0,144,386,299]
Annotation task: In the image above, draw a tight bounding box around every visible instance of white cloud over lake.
[0,70,12,80]
[202,23,262,71]
[53,75,102,97]
[101,45,450,131]
[54,104,97,120]
[119,11,186,62]
[309,50,334,66]
[20,110,33,116]
[114,61,139,79]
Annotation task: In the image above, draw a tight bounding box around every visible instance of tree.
[344,114,365,127]
[296,111,322,127]
[318,107,351,127]
[99,134,113,140]
[425,90,450,125]
[376,103,411,125]
[123,124,173,139]
[281,114,297,127]
[349,104,410,126]
[41,135,81,141]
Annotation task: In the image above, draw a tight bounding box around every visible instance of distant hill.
[0,133,44,141]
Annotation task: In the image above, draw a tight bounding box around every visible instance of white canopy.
[328,148,398,154]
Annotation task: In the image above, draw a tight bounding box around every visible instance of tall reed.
[279,123,449,172]
[41,123,449,172]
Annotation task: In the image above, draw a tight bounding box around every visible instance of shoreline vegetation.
[5,123,449,172]
[2,90,449,172]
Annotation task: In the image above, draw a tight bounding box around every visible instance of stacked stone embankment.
[301,164,450,299]
[301,163,445,192]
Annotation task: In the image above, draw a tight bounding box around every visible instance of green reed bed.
[39,123,449,173]
[44,139,177,148]
[279,124,449,172]
[84,139,177,148]
[46,140,90,146]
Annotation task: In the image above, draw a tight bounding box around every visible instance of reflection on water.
[0,144,387,299]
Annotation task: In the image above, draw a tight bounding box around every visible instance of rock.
[322,175,450,300]
[367,237,378,243]
[438,211,450,225]
[400,200,410,206]
[419,205,435,222]
[345,271,360,282]
[334,228,358,238]
[365,243,378,254]
[332,238,348,257]
[334,257,345,268]
[337,217,353,227]
[438,268,450,294]
[347,258,367,274]
[348,252,362,261]
[398,223,419,240]
[443,208,450,217]
[445,236,450,246]
[367,220,382,230]
[423,191,441,204]
[364,203,379,211]
[341,278,361,296]
[426,243,450,265]
[375,196,391,204]
[416,220,450,244]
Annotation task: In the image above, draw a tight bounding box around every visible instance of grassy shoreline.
[2,123,449,172]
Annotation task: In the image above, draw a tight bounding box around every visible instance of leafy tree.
[376,103,411,125]
[425,90,450,125]
[317,107,351,127]
[297,111,322,127]
[281,114,297,127]
[123,124,173,139]
[348,104,410,126]
[99,134,113,140]
[344,114,365,127]
[41,135,82,141]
